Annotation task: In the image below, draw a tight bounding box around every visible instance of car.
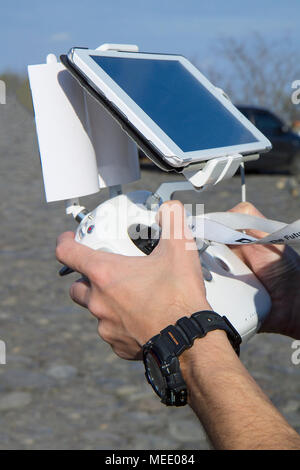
[237,106,300,174]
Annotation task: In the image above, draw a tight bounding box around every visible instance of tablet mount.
[28,43,271,344]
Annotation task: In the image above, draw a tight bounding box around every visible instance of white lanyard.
[192,212,300,246]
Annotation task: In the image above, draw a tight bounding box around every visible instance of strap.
[152,311,241,357]
[190,211,300,246]
[191,311,241,355]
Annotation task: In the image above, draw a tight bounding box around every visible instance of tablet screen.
[91,56,258,153]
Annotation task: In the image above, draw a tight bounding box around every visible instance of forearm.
[180,331,300,450]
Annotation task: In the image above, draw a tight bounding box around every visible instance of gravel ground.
[0,96,300,450]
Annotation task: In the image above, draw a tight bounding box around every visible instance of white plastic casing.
[75,192,271,342]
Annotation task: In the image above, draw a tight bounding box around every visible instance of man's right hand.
[229,202,300,339]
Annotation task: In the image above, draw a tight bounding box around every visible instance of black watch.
[142,310,241,406]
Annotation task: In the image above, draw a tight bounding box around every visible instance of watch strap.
[155,311,241,357]
[190,311,241,355]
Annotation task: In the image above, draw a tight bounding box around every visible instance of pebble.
[23,438,35,446]
[0,392,32,410]
[69,412,81,421]
[1,369,53,390]
[168,418,208,443]
[115,385,139,398]
[281,400,300,414]
[2,297,17,306]
[0,313,10,320]
[35,318,50,326]
[46,365,78,380]
[82,430,124,449]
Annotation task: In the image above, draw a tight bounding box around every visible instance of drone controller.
[28,43,273,347]
[74,190,271,343]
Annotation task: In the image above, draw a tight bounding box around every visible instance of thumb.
[228,202,268,240]
[156,200,196,251]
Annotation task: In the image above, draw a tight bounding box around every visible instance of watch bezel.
[143,343,188,406]
[144,348,168,400]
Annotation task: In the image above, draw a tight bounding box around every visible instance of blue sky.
[1,0,299,73]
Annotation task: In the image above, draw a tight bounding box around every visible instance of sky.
[1,0,300,73]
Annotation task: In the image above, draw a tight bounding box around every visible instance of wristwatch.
[142,310,241,406]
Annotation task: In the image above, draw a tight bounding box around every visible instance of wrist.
[179,329,241,399]
[179,329,228,373]
[140,301,213,345]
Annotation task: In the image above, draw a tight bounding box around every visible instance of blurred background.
[1,0,300,450]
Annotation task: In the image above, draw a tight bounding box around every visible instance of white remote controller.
[74,190,271,343]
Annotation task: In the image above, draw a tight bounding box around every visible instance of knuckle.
[69,281,89,309]
[239,201,255,212]
[161,200,184,212]
[97,322,113,344]
[170,199,184,208]
[161,199,183,208]
[87,297,99,316]
[231,201,256,214]
[86,293,107,319]
[55,243,64,262]
[55,233,74,261]
[88,260,112,286]
[69,283,76,300]
[113,349,130,360]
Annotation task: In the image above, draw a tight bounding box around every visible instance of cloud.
[50,32,71,42]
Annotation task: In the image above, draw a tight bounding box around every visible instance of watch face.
[144,351,166,398]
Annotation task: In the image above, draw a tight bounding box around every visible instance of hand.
[56,201,211,360]
[229,202,300,339]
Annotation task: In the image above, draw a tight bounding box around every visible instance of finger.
[229,202,285,251]
[69,278,90,308]
[228,203,267,263]
[229,227,270,265]
[56,231,99,276]
[156,200,195,249]
[229,202,268,245]
[229,201,265,219]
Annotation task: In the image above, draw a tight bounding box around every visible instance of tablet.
[66,48,271,169]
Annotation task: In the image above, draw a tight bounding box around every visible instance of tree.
[200,34,300,124]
